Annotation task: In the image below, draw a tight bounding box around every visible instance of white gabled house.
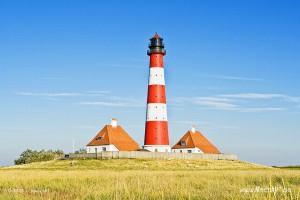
[86,119,140,153]
[172,126,221,154]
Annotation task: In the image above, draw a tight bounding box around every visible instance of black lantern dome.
[147,32,166,55]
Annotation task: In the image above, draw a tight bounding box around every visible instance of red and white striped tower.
[143,33,170,152]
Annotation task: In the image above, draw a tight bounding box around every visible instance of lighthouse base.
[143,145,171,152]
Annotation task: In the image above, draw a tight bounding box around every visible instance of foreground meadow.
[0,159,299,200]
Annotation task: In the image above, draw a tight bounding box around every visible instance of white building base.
[172,147,203,154]
[143,145,171,152]
[86,145,119,153]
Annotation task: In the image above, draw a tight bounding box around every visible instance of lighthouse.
[143,33,171,152]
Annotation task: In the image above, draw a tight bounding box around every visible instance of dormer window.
[96,136,103,140]
[180,140,186,146]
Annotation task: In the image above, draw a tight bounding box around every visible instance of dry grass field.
[0,159,299,200]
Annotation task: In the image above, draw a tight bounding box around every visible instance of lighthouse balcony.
[147,49,166,55]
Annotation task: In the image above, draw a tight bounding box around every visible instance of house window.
[155,149,158,152]
[102,147,106,151]
[180,140,186,146]
[96,136,103,140]
[180,150,182,153]
[187,150,192,153]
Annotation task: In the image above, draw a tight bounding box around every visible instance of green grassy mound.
[4,158,269,171]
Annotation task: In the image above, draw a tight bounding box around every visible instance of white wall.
[70,151,237,160]
[86,145,118,153]
[172,147,203,153]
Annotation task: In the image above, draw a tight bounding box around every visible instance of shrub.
[14,149,64,165]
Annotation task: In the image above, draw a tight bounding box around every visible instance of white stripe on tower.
[149,67,165,85]
[146,103,167,121]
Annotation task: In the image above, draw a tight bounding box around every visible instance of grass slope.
[277,166,300,170]
[5,159,268,170]
[0,159,299,200]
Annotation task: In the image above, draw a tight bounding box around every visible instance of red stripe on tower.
[143,33,170,152]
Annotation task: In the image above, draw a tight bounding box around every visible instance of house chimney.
[191,126,196,133]
[111,118,118,127]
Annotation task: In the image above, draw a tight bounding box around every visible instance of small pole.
[72,139,75,154]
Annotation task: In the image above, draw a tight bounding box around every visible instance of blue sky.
[1,0,299,166]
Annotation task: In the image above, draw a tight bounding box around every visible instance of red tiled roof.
[172,130,221,154]
[87,125,140,151]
